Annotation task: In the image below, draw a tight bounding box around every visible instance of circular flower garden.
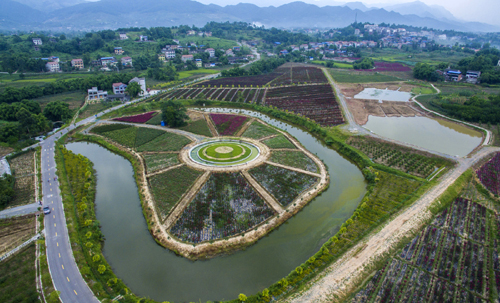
[189,140,260,167]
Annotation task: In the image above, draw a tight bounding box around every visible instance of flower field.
[249,164,319,207]
[134,128,166,147]
[94,126,138,148]
[209,113,248,136]
[262,135,296,149]
[265,84,344,126]
[269,150,319,173]
[476,152,500,196]
[355,61,412,72]
[270,66,328,85]
[149,166,203,220]
[112,111,158,124]
[178,119,213,137]
[352,197,499,303]
[241,121,279,139]
[169,172,276,243]
[193,73,282,87]
[349,137,454,178]
[164,87,264,103]
[136,132,191,152]
[7,151,36,207]
[143,153,180,173]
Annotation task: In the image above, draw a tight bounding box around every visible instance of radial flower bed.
[170,172,276,243]
[209,113,248,136]
[241,121,279,139]
[249,164,319,207]
[269,150,319,173]
[476,152,500,196]
[112,111,158,123]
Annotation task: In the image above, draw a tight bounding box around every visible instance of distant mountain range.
[1,0,498,32]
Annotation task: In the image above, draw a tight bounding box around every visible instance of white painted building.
[45,61,59,72]
[129,77,146,97]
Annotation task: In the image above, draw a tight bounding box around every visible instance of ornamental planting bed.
[249,164,319,207]
[352,197,497,303]
[241,121,279,140]
[269,150,319,173]
[143,153,180,173]
[209,113,248,136]
[112,111,158,123]
[262,135,296,149]
[476,152,500,196]
[169,172,276,243]
[265,84,344,126]
[271,66,328,85]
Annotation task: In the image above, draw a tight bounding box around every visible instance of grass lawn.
[312,61,353,69]
[411,86,436,95]
[149,165,202,219]
[269,150,319,173]
[262,135,296,149]
[178,119,213,137]
[137,132,191,152]
[178,69,219,80]
[329,69,402,83]
[242,121,279,139]
[0,243,39,303]
[33,91,86,111]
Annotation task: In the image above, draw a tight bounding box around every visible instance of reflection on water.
[354,88,412,102]
[364,116,482,157]
[66,108,366,302]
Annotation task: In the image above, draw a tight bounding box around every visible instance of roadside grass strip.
[351,197,498,303]
[137,132,191,152]
[242,121,279,139]
[178,119,213,137]
[170,172,276,243]
[262,135,296,149]
[249,164,319,207]
[149,166,203,220]
[269,150,319,173]
[0,243,39,303]
[143,153,180,173]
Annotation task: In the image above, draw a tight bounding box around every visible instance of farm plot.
[193,73,282,87]
[242,121,279,139]
[266,84,344,126]
[249,164,318,207]
[269,150,319,173]
[271,66,328,85]
[148,166,203,220]
[262,135,296,149]
[137,132,191,152]
[179,119,213,137]
[90,124,131,135]
[0,243,39,303]
[7,151,36,207]
[135,128,165,147]
[209,113,248,136]
[349,136,454,178]
[476,152,500,196]
[143,153,180,173]
[98,126,138,148]
[112,111,158,123]
[170,172,276,243]
[0,214,36,256]
[355,61,412,72]
[352,198,497,303]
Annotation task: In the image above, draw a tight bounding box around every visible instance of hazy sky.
[195,0,500,26]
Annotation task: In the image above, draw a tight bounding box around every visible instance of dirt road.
[285,146,500,303]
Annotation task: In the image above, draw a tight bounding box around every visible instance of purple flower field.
[477,152,500,195]
[113,111,157,123]
[209,113,248,136]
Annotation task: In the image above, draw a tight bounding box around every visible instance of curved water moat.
[66,108,366,302]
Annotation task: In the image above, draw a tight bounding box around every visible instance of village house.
[158,53,166,62]
[71,58,84,69]
[119,33,128,40]
[181,54,194,62]
[32,38,42,45]
[45,61,59,72]
[121,56,133,67]
[205,48,215,57]
[165,49,176,59]
[445,70,462,82]
[112,82,127,94]
[50,56,59,63]
[195,59,203,68]
[233,46,241,52]
[87,87,108,101]
[139,35,148,42]
[114,47,124,55]
[100,57,116,66]
[225,49,234,57]
[187,30,196,36]
[129,77,146,97]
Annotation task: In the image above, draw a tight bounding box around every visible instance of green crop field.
[262,135,296,149]
[178,119,213,137]
[178,69,219,80]
[242,121,279,139]
[143,153,180,173]
[269,150,319,173]
[102,127,138,148]
[135,128,165,147]
[329,69,402,83]
[137,132,191,152]
[33,90,86,111]
[149,166,202,220]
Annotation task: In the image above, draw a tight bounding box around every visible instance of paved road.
[0,203,40,219]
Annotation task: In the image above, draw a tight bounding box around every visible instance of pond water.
[364,116,483,157]
[66,108,366,302]
[354,88,412,102]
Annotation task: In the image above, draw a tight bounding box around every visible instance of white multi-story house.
[45,61,59,72]
[87,87,108,100]
[205,48,215,57]
[165,49,176,59]
[119,33,128,40]
[32,38,42,45]
[181,55,194,62]
[128,77,146,97]
[139,35,148,42]
[121,57,133,67]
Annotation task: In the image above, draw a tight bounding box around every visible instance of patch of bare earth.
[0,214,36,256]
